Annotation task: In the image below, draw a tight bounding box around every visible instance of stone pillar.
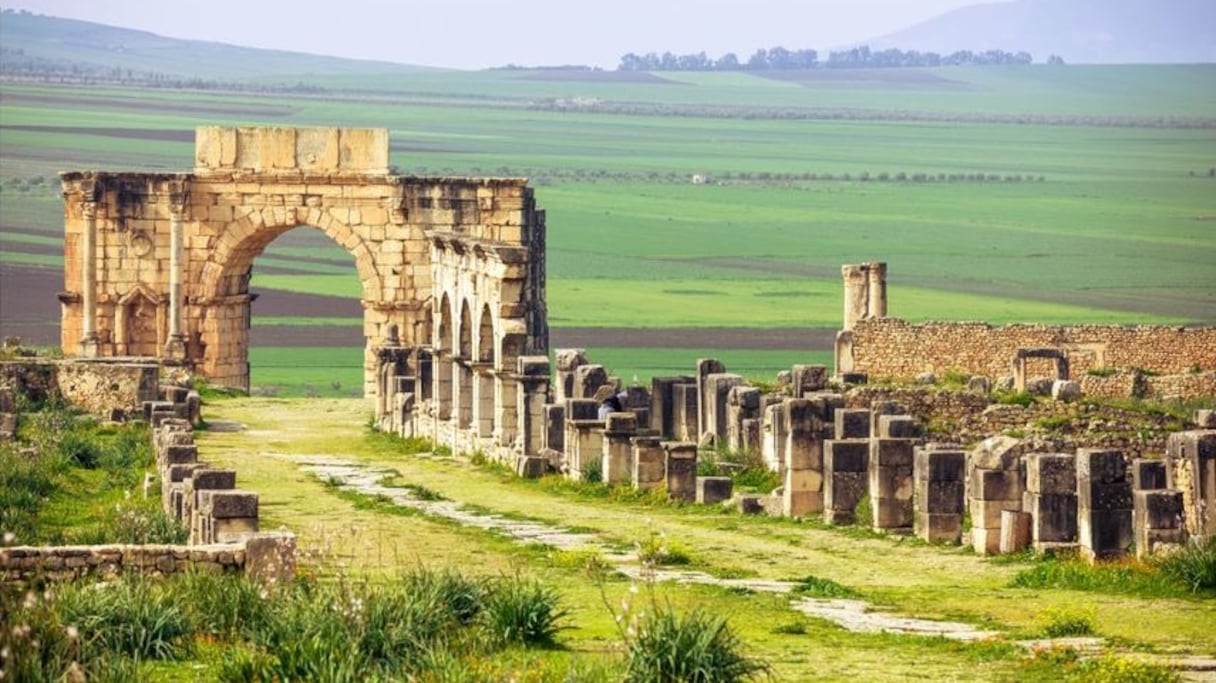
[695,358,726,441]
[80,201,99,357]
[1025,453,1078,552]
[1164,430,1216,541]
[841,264,868,332]
[701,373,741,444]
[662,442,698,502]
[516,356,550,456]
[1077,449,1133,561]
[473,367,495,438]
[791,365,828,398]
[970,463,1024,555]
[573,364,608,400]
[602,412,638,484]
[823,439,868,524]
[651,376,694,439]
[783,399,824,517]
[1131,459,1167,491]
[725,385,759,452]
[761,402,787,473]
[869,433,915,532]
[164,205,186,360]
[673,383,699,442]
[563,399,602,480]
[1134,490,1187,559]
[554,349,587,402]
[542,404,564,453]
[913,446,965,544]
[865,261,887,319]
[834,409,871,440]
[632,436,665,489]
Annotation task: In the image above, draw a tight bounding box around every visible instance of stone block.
[871,497,913,530]
[1026,493,1078,543]
[1052,380,1082,402]
[202,490,259,519]
[826,439,868,472]
[214,517,260,543]
[915,447,965,482]
[878,415,920,439]
[870,465,913,501]
[632,438,665,489]
[162,444,198,466]
[189,469,237,491]
[1079,481,1134,512]
[823,470,866,524]
[737,494,765,515]
[871,438,914,467]
[922,480,965,513]
[542,404,564,452]
[967,376,991,394]
[605,412,638,434]
[784,488,824,518]
[515,455,547,479]
[915,512,962,544]
[791,364,828,395]
[971,498,1023,530]
[1026,454,1075,494]
[697,477,734,505]
[999,510,1032,554]
[1131,459,1167,491]
[1134,489,1184,529]
[663,443,697,502]
[1076,448,1126,485]
[971,526,1001,556]
[1078,508,1133,560]
[834,409,871,440]
[1195,410,1216,429]
[972,467,1021,501]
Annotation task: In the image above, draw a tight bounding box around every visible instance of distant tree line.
[619,45,1038,71]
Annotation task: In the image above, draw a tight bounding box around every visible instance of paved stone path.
[296,455,1002,642]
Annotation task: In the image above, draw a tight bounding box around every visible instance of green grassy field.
[2,65,1214,384]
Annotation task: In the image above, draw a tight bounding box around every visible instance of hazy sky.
[1,0,993,69]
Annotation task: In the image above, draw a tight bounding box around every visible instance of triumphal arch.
[59,127,550,440]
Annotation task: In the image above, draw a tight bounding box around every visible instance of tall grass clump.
[1155,537,1216,594]
[482,575,568,646]
[622,603,770,683]
[56,580,193,661]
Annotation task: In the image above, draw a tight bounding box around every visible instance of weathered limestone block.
[999,510,1032,554]
[244,532,297,585]
[1025,453,1078,549]
[542,404,565,454]
[1052,380,1082,402]
[695,358,726,439]
[783,399,825,517]
[704,373,744,443]
[791,364,829,397]
[823,439,869,524]
[1077,449,1133,561]
[869,438,915,531]
[632,437,665,489]
[761,402,787,474]
[1132,459,1167,491]
[553,349,588,402]
[672,383,699,442]
[200,489,259,519]
[877,414,920,439]
[650,376,695,439]
[726,385,761,452]
[602,412,638,485]
[696,477,733,505]
[573,364,609,401]
[662,442,698,502]
[515,455,547,479]
[834,408,871,440]
[1134,490,1187,558]
[914,447,965,544]
[737,494,765,515]
[1164,430,1216,540]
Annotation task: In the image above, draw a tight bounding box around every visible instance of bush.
[623,605,769,683]
[482,576,568,646]
[1039,607,1095,637]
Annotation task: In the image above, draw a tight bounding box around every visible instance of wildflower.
[2,531,14,544]
[65,625,79,641]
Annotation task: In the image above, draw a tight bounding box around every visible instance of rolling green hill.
[0,9,438,80]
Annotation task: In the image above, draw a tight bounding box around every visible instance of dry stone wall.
[842,319,1216,391]
[1,358,159,420]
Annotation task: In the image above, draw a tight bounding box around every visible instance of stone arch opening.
[199,219,370,396]
[457,299,474,428]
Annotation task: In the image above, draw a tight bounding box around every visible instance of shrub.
[789,574,859,598]
[637,531,695,567]
[481,576,568,646]
[1039,607,1095,637]
[624,605,769,683]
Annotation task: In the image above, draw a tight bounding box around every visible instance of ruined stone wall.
[845,319,1216,385]
[0,359,158,418]
[0,544,244,583]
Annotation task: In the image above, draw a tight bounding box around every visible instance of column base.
[164,335,187,362]
[80,335,100,358]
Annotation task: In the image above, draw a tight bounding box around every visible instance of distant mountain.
[0,9,438,80]
[864,0,1215,64]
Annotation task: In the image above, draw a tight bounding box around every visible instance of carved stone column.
[164,185,187,361]
[80,201,99,357]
